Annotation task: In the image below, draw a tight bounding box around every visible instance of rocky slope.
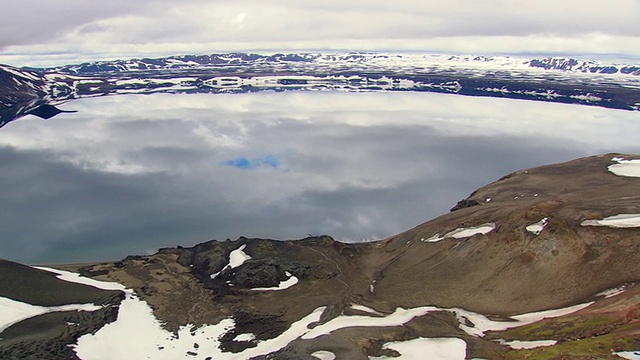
[375,154,640,314]
[2,153,639,359]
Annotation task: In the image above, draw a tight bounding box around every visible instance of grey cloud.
[0,0,205,49]
[1,0,639,62]
[0,123,592,263]
[2,92,640,264]
[0,1,132,48]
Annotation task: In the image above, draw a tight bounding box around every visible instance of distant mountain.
[1,154,639,359]
[1,52,640,129]
[0,65,48,128]
[46,53,640,77]
[0,64,75,128]
[528,57,640,75]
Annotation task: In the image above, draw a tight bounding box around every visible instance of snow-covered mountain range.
[1,52,640,129]
[46,53,640,77]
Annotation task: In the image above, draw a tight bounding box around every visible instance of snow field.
[422,223,495,243]
[350,304,384,316]
[500,339,557,349]
[302,306,437,340]
[453,301,592,337]
[0,297,102,335]
[34,266,126,291]
[596,285,628,298]
[1,266,121,336]
[526,217,548,235]
[369,337,467,360]
[581,214,640,228]
[311,350,336,360]
[26,264,593,359]
[609,157,640,177]
[233,333,256,342]
[251,271,299,291]
[617,351,640,360]
[210,244,251,279]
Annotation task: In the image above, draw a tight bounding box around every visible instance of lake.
[1,91,639,263]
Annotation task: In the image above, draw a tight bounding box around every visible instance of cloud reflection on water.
[1,91,639,263]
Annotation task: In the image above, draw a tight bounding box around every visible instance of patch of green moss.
[252,240,276,255]
[503,325,640,360]
[495,315,618,342]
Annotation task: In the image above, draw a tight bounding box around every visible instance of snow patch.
[56,266,327,359]
[350,304,384,316]
[251,272,299,291]
[443,223,496,238]
[370,338,466,360]
[501,339,557,349]
[454,302,592,336]
[617,351,640,360]
[423,223,496,243]
[596,285,628,298]
[37,266,328,359]
[34,266,126,291]
[31,264,592,359]
[312,350,336,360]
[234,333,256,342]
[0,297,102,335]
[581,214,640,228]
[211,244,252,279]
[302,301,588,341]
[422,234,443,242]
[302,306,437,340]
[526,217,548,235]
[238,307,325,359]
[608,157,640,177]
[228,244,252,267]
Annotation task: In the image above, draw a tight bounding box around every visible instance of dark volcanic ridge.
[2,153,640,359]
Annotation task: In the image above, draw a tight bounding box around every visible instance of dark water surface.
[1,91,639,263]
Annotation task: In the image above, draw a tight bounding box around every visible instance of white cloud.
[0,0,639,66]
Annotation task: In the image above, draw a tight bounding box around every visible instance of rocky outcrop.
[449,198,480,212]
[173,237,323,291]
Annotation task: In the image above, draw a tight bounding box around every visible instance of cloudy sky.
[1,1,640,264]
[1,0,639,67]
[2,92,640,263]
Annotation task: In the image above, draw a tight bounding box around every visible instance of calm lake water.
[2,91,640,263]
